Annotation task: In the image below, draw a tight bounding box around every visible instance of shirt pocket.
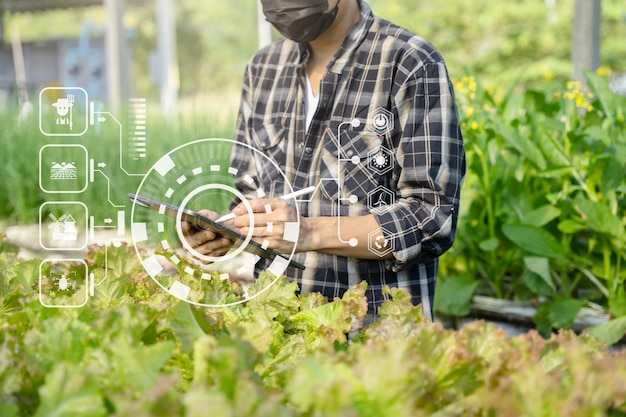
[319,127,387,213]
[249,119,286,151]
[244,119,288,197]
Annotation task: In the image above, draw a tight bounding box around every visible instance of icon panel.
[39,259,89,308]
[39,144,89,193]
[39,202,88,251]
[367,107,394,136]
[39,87,89,136]
[368,146,394,176]
[368,227,395,258]
[367,185,395,214]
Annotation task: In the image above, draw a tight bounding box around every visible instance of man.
[185,0,465,324]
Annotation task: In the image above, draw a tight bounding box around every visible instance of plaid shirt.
[231,1,465,321]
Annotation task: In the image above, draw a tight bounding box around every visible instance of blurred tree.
[4,0,625,100]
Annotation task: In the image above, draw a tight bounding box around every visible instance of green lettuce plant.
[0,242,625,416]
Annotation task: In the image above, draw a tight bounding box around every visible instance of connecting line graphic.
[94,111,145,177]
[88,240,124,297]
[317,114,396,251]
[93,169,125,208]
[329,119,363,248]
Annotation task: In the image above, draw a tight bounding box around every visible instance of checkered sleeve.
[373,61,466,271]
[229,62,260,207]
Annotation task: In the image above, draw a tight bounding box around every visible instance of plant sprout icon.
[51,94,75,130]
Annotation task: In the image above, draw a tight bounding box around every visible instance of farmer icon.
[52,95,75,130]
[39,87,88,136]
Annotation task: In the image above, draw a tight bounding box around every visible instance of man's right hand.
[181,209,234,262]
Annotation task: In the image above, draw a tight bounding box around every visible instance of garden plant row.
[0,238,625,416]
[439,70,626,337]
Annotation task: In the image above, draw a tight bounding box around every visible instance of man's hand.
[231,198,309,254]
[181,209,234,262]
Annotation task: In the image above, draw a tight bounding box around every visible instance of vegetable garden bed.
[1,238,625,416]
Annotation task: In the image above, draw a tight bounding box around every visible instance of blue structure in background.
[64,22,104,102]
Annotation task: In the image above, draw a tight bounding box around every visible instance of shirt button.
[298,142,305,148]
[305,147,313,155]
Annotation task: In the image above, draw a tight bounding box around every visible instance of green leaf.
[434,276,479,317]
[522,205,561,227]
[536,126,570,167]
[502,224,567,258]
[495,122,547,170]
[110,340,177,392]
[584,70,616,119]
[600,149,626,195]
[33,363,107,417]
[534,302,553,337]
[609,285,626,318]
[478,238,499,251]
[557,219,587,234]
[502,88,525,122]
[523,269,555,297]
[586,316,626,346]
[247,273,301,322]
[290,302,349,337]
[574,198,624,240]
[523,257,556,295]
[169,302,210,352]
[549,299,584,329]
[339,281,368,322]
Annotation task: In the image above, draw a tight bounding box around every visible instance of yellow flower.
[544,71,555,81]
[465,106,475,117]
[562,80,594,110]
[567,81,582,90]
[596,65,612,78]
[470,121,479,130]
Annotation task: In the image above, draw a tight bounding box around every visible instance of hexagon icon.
[367,185,395,214]
[367,146,394,176]
[367,107,394,135]
[368,227,394,258]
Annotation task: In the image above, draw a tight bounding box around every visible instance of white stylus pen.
[214,185,317,223]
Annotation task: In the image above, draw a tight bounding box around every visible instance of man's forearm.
[300,214,394,260]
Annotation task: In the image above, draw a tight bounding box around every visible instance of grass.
[0,104,238,225]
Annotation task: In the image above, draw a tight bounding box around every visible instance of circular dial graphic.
[130,138,300,307]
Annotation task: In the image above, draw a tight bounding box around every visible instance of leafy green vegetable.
[0,243,625,416]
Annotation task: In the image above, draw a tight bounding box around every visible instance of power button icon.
[367,107,394,135]
[374,113,389,130]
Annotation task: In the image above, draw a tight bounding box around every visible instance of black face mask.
[261,0,340,43]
